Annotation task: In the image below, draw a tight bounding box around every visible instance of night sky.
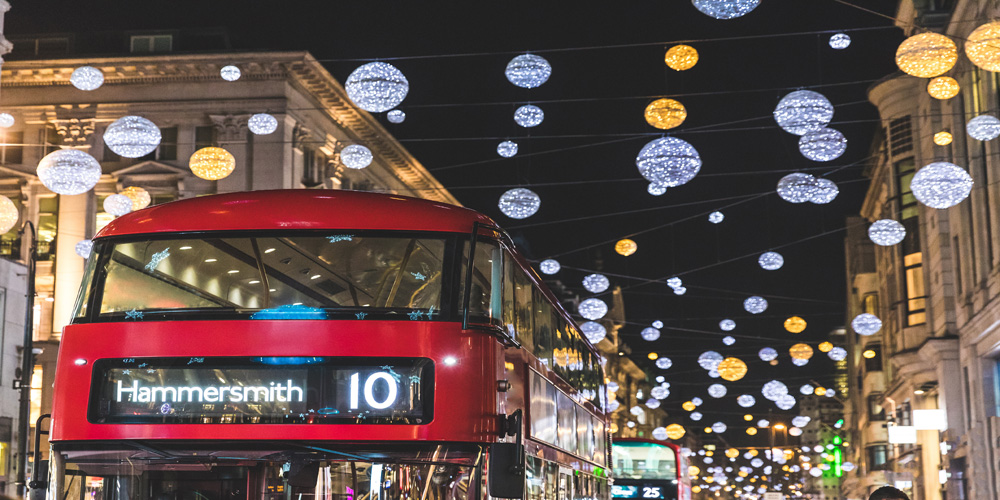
[10,0,903,445]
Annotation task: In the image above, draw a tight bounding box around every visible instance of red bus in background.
[45,190,612,500]
[611,439,691,500]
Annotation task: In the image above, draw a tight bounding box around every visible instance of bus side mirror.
[487,442,524,499]
[28,459,48,500]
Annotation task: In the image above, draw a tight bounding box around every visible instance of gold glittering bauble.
[610,422,619,434]
[966,21,1000,72]
[789,343,814,360]
[644,98,687,130]
[691,486,702,494]
[725,448,740,459]
[665,44,699,71]
[189,147,236,180]
[749,449,759,457]
[862,349,876,359]
[120,186,151,211]
[818,341,833,353]
[689,466,700,477]
[784,316,807,333]
[927,76,959,100]
[769,359,779,366]
[717,357,748,382]
[814,386,827,396]
[682,401,697,412]
[934,131,953,145]
[616,238,638,256]
[647,352,659,360]
[704,427,713,434]
[895,32,957,78]
[665,423,686,440]
[744,414,753,421]
[0,195,18,233]
[746,427,758,436]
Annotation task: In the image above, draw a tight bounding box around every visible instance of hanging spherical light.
[828,346,847,361]
[496,140,518,158]
[789,343,814,360]
[665,44,699,70]
[119,186,151,211]
[775,395,797,410]
[615,238,638,256]
[0,196,16,233]
[726,448,740,459]
[792,357,809,367]
[967,115,1000,141]
[799,384,814,395]
[498,188,540,219]
[737,394,756,408]
[645,398,661,409]
[641,327,662,341]
[723,335,736,345]
[815,387,828,397]
[248,113,278,135]
[708,211,724,224]
[647,182,668,196]
[711,422,727,433]
[629,405,644,417]
[852,313,882,336]
[895,32,957,78]
[386,109,406,124]
[505,54,552,89]
[910,161,973,209]
[744,296,768,314]
[810,178,839,204]
[783,316,807,333]
[690,411,702,421]
[762,380,789,401]
[103,194,133,217]
[818,342,833,353]
[718,357,748,382]
[636,137,702,187]
[666,276,683,288]
[666,423,686,440]
[582,273,610,293]
[539,259,560,275]
[773,90,834,136]
[746,427,758,436]
[581,321,607,344]
[514,105,544,127]
[189,147,236,180]
[220,65,241,81]
[698,351,724,370]
[868,219,906,246]
[652,320,664,329]
[708,384,728,398]
[776,173,819,203]
[758,251,784,270]
[341,144,374,169]
[36,149,102,195]
[691,0,760,19]
[578,298,608,320]
[829,33,851,49]
[927,76,960,100]
[825,388,836,398]
[644,98,687,130]
[0,113,13,128]
[345,62,409,113]
[799,128,847,162]
[103,116,162,158]
[70,66,104,91]
[965,21,1000,72]
[842,462,856,472]
[707,368,719,378]
[719,319,736,331]
[656,357,673,369]
[652,427,669,441]
[75,239,93,259]
[934,131,953,146]
[758,347,777,362]
[682,401,697,411]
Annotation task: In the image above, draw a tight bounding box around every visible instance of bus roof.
[96,190,496,238]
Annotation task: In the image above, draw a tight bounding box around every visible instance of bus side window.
[514,268,535,351]
[459,240,500,324]
[552,318,567,379]
[544,462,559,500]
[502,253,516,336]
[532,291,553,367]
[526,456,544,500]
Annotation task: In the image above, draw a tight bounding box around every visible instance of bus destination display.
[89,357,433,424]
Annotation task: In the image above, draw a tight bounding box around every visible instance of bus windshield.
[612,442,677,480]
[79,233,456,321]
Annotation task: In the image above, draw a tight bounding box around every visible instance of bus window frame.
[460,222,519,347]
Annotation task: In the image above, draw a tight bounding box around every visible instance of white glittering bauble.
[578,298,608,320]
[707,369,720,378]
[744,296,768,314]
[645,398,661,409]
[341,144,373,169]
[911,161,973,209]
[708,384,727,398]
[514,105,544,127]
[497,140,518,158]
[737,394,756,407]
[698,351,723,370]
[667,277,683,289]
[851,313,882,336]
[828,346,847,361]
[345,62,409,113]
[387,109,406,124]
[829,33,851,49]
[762,380,788,401]
[651,386,670,400]
[723,335,736,346]
[652,427,668,440]
[719,319,736,331]
[103,116,162,158]
[841,462,856,472]
[37,149,102,195]
[539,259,560,274]
[248,113,278,135]
[788,427,803,437]
[630,405,643,417]
[673,286,687,295]
[0,113,13,128]
[606,399,620,412]
[583,273,610,293]
[653,320,664,329]
[70,66,104,91]
[777,173,819,203]
[799,128,847,162]
[967,115,1000,141]
[498,188,540,219]
[711,422,727,433]
[776,395,797,411]
[758,347,778,362]
[758,251,784,270]
[505,54,552,89]
[773,90,834,136]
[0,195,17,233]
[656,357,673,369]
[709,211,724,223]
[103,194,133,216]
[75,239,94,259]
[581,321,607,344]
[810,178,839,204]
[220,65,241,81]
[648,182,668,196]
[692,0,760,19]
[800,384,814,395]
[868,219,906,246]
[691,411,703,421]
[691,397,703,406]
[607,381,619,393]
[641,327,661,341]
[636,137,702,187]
[792,358,809,367]
[751,458,764,468]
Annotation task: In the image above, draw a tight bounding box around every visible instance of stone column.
[211,114,250,193]
[51,193,88,338]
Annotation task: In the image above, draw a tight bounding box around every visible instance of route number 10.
[349,372,399,410]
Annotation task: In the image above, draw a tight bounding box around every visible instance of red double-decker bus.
[611,439,690,500]
[45,190,612,500]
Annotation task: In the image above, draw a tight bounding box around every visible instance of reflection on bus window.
[612,442,677,480]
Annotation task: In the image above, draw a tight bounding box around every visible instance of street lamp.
[14,220,36,497]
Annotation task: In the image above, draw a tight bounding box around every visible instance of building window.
[863,293,879,316]
[36,197,57,262]
[889,117,912,157]
[11,36,70,57]
[195,126,217,149]
[865,345,883,373]
[158,127,178,161]
[868,395,885,421]
[28,364,42,424]
[1,130,23,165]
[904,253,927,325]
[867,445,888,469]
[0,196,21,259]
[130,35,172,54]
